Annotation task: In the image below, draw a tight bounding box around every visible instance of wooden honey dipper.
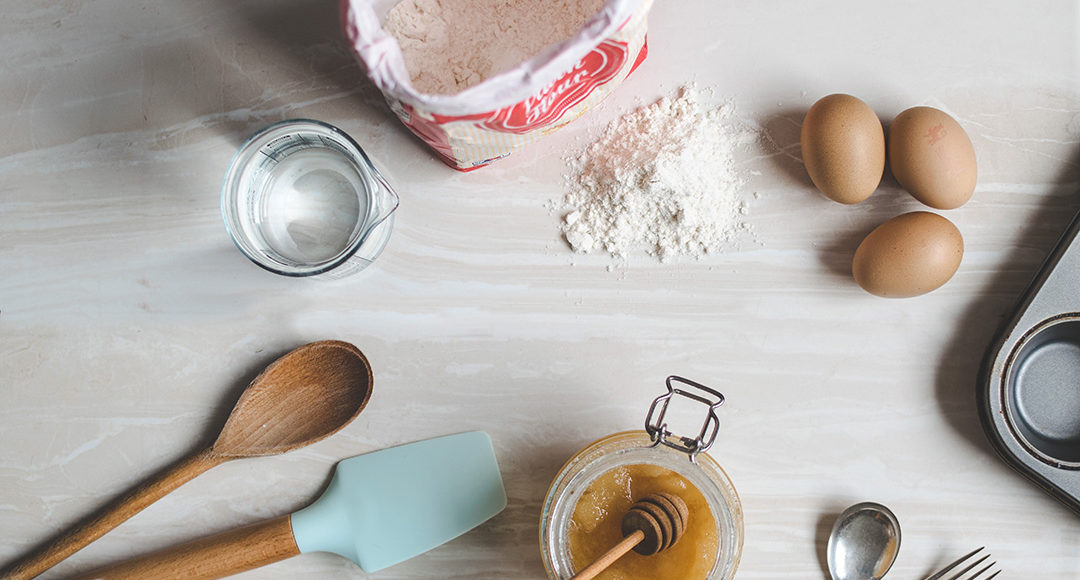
[570,492,689,580]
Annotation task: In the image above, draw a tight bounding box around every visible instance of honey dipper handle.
[67,515,300,580]
[0,449,224,580]
[569,529,645,580]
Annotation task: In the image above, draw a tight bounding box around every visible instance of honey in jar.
[567,463,719,579]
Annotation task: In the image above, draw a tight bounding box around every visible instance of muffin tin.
[980,210,1080,512]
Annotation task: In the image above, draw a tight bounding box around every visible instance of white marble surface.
[2,1,1080,578]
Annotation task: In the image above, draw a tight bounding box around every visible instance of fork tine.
[946,553,991,580]
[984,571,1001,580]
[961,560,998,580]
[924,547,985,580]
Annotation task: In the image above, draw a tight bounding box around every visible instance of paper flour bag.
[341,0,654,171]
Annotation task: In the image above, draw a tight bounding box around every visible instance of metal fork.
[924,547,1001,580]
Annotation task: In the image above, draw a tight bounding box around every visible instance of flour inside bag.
[341,0,654,171]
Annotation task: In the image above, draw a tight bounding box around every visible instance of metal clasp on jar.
[645,376,725,461]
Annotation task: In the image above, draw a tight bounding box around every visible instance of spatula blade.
[290,431,506,572]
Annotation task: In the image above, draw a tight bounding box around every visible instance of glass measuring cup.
[221,119,399,279]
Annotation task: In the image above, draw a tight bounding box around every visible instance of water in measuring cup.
[257,147,368,264]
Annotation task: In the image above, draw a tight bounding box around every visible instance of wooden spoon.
[570,492,689,580]
[0,340,373,580]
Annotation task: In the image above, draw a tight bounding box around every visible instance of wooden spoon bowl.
[0,340,373,580]
[212,340,373,456]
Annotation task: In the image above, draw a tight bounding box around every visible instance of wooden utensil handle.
[570,529,645,580]
[0,449,224,580]
[67,515,300,580]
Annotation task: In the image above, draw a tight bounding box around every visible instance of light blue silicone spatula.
[70,432,506,580]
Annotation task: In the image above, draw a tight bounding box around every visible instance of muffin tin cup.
[980,209,1080,511]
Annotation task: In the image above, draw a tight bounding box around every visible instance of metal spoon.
[827,502,901,580]
[1,340,374,580]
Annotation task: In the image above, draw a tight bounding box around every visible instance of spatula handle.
[68,515,300,580]
[0,449,224,580]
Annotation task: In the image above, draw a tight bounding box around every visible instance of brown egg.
[888,106,977,209]
[800,94,885,204]
[852,211,964,298]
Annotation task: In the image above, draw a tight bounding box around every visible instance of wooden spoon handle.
[0,449,223,580]
[67,515,300,580]
[570,529,645,580]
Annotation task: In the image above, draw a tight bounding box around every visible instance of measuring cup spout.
[368,168,400,230]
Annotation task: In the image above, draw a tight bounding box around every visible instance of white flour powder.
[383,0,605,95]
[561,86,754,261]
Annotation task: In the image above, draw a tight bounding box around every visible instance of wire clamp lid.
[645,375,725,461]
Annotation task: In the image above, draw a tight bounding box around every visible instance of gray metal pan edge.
[979,209,1080,514]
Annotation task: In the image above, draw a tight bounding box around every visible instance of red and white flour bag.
[341,0,654,171]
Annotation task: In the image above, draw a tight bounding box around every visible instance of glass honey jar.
[539,376,743,580]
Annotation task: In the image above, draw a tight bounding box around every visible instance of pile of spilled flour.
[383,0,604,94]
[561,86,755,261]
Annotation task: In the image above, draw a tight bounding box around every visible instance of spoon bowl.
[211,340,373,456]
[826,502,901,580]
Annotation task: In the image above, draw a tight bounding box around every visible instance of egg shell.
[888,106,977,210]
[800,94,885,204]
[852,211,964,298]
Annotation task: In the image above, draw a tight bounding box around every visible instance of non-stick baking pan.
[979,209,1080,513]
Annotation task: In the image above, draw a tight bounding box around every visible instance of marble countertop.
[3,0,1080,578]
